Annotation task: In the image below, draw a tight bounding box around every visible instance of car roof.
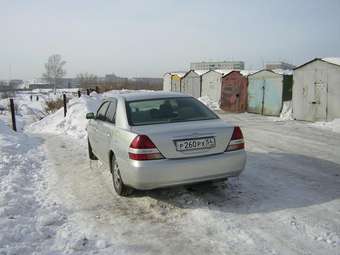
[106,91,190,102]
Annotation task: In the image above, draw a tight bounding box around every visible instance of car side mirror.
[86,112,95,119]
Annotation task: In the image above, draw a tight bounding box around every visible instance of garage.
[220,71,248,112]
[201,69,232,104]
[181,70,208,98]
[292,58,340,121]
[248,69,293,116]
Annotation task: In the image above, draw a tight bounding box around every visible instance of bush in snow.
[45,98,68,114]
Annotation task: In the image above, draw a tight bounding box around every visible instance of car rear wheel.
[111,157,131,196]
[88,139,97,160]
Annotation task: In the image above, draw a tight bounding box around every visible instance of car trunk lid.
[130,119,234,159]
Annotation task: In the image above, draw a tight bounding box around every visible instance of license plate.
[175,137,216,151]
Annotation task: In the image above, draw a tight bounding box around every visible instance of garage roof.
[294,58,340,70]
[322,58,340,66]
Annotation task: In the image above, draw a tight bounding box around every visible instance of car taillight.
[226,126,245,152]
[129,135,164,160]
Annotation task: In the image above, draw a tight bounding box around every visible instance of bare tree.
[77,73,98,88]
[42,54,66,94]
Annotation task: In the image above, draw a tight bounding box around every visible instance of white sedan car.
[86,92,246,196]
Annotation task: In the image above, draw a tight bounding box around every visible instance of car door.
[99,100,118,165]
[93,101,110,160]
[89,102,108,155]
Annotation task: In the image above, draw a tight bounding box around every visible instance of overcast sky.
[1,0,340,80]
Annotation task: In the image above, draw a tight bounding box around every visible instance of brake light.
[129,135,164,160]
[226,126,245,152]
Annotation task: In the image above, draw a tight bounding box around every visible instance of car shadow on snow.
[132,152,340,214]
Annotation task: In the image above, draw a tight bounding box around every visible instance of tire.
[88,139,97,160]
[111,156,131,196]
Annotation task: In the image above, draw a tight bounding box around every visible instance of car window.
[105,100,117,123]
[96,102,110,121]
[126,97,219,126]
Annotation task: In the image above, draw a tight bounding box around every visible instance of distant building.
[265,61,296,70]
[130,77,162,85]
[9,79,25,89]
[58,78,80,88]
[105,73,128,83]
[0,80,9,88]
[28,78,79,90]
[129,77,163,90]
[28,82,51,90]
[190,61,245,70]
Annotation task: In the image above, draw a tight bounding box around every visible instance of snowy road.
[40,113,340,254]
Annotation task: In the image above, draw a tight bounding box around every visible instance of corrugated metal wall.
[181,71,201,98]
[163,74,171,91]
[220,71,248,112]
[293,60,340,121]
[171,75,181,92]
[201,71,222,102]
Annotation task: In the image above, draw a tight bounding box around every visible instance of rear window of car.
[126,97,219,126]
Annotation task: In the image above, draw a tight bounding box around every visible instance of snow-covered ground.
[0,120,70,254]
[198,96,220,110]
[310,118,340,134]
[1,92,340,254]
[0,94,47,131]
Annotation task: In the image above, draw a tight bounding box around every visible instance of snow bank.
[0,94,47,131]
[28,90,153,139]
[311,118,340,133]
[198,96,220,110]
[29,95,100,139]
[0,120,65,254]
[280,101,293,120]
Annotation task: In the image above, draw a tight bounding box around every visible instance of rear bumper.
[119,150,246,190]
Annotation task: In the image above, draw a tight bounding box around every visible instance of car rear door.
[98,100,118,164]
[93,101,110,160]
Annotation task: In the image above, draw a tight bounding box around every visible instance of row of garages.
[163,58,340,121]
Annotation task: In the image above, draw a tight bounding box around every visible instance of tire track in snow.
[40,112,340,254]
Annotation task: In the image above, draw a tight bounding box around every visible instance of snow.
[311,118,340,133]
[31,88,81,94]
[240,70,258,77]
[194,70,209,76]
[198,96,220,110]
[37,113,340,254]
[29,95,99,139]
[171,72,186,78]
[0,94,47,131]
[1,90,340,254]
[280,101,293,120]
[272,69,293,75]
[322,57,340,67]
[211,69,233,76]
[0,120,67,254]
[28,90,153,139]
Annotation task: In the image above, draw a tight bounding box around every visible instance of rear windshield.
[126,97,219,126]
